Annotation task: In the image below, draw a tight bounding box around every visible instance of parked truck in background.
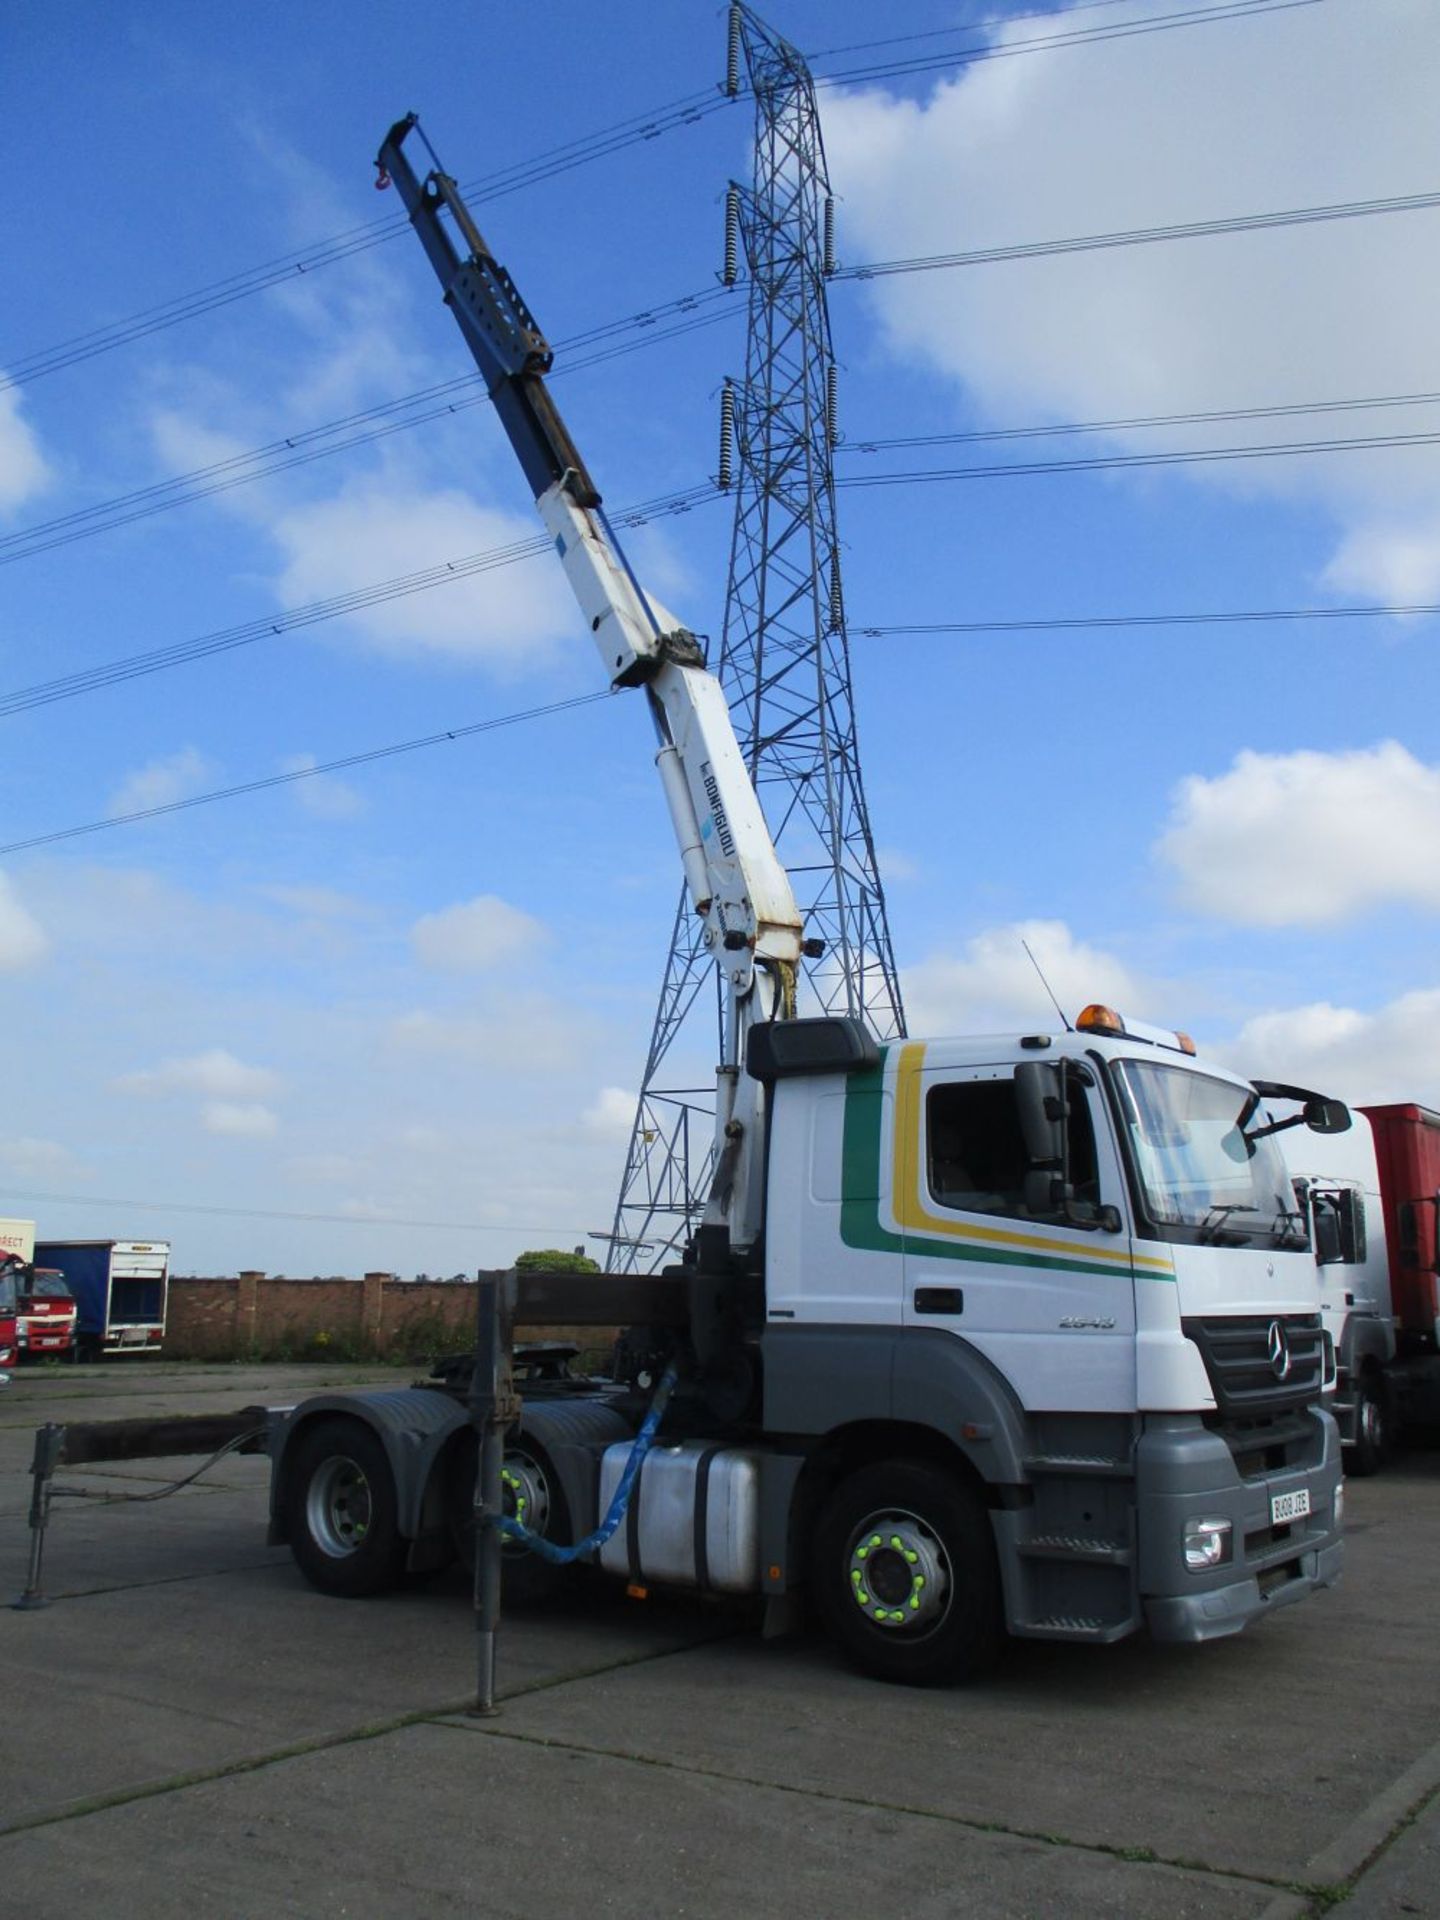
[35,1241,170,1361]
[0,1259,18,1383]
[1290,1103,1440,1475]
[0,1223,36,1384]
[14,1269,78,1360]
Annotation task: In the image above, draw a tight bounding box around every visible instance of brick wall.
[166,1272,614,1364]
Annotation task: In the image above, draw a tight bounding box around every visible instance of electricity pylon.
[605,3,905,1273]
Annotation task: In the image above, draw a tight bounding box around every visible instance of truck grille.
[1181,1313,1325,1417]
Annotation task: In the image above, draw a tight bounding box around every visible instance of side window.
[926,1074,1099,1222]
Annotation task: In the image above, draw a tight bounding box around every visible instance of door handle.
[913,1286,963,1315]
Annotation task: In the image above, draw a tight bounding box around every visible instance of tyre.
[283,1418,407,1597]
[446,1435,572,1606]
[1346,1371,1392,1478]
[812,1459,1003,1687]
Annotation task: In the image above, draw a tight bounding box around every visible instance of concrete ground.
[1,1362,1436,1919]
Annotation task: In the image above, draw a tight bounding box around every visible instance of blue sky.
[2,0,1437,1277]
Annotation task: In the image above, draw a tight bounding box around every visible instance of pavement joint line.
[8,1558,291,1604]
[429,1714,1326,1902]
[1254,1739,1440,1920]
[0,1626,730,1842]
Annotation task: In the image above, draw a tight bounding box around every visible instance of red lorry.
[0,1256,20,1383]
[14,1268,78,1359]
[1292,1101,1440,1472]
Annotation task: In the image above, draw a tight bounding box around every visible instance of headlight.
[1183,1516,1233,1572]
[1333,1482,1345,1530]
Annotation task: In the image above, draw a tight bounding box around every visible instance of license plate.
[1271,1488,1311,1525]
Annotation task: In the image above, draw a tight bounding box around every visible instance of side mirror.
[1303,1099,1351,1135]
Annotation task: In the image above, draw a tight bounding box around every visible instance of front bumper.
[1137,1406,1343,1644]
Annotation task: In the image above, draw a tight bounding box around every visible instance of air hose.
[496,1361,679,1565]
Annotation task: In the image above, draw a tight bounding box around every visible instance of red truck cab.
[1361,1104,1440,1354]
[15,1267,78,1358]
[0,1258,19,1380]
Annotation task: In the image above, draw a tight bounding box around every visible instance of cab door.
[899,1053,1137,1413]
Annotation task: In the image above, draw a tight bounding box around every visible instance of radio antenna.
[1022,938,1073,1032]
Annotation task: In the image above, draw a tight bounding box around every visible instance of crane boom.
[377,115,805,1257]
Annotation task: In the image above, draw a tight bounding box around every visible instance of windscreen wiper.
[1195,1203,1252,1245]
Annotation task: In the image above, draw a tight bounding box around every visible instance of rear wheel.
[446,1436,572,1605]
[1347,1371,1392,1477]
[283,1419,407,1597]
[812,1460,1002,1687]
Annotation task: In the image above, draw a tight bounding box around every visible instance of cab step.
[1019,1532,1133,1567]
[1023,1454,1133,1480]
[1011,1614,1134,1644]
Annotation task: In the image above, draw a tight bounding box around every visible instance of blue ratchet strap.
[497,1363,679,1565]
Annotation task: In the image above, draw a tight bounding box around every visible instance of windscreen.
[1112,1059,1305,1246]
[29,1272,72,1300]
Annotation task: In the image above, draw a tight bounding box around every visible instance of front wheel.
[812,1460,1002,1687]
[283,1419,407,1597]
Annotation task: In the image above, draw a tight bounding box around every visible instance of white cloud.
[0,1136,90,1184]
[287,1151,357,1182]
[270,482,574,665]
[410,894,548,971]
[280,754,366,820]
[114,1048,280,1100]
[149,408,253,481]
[0,385,52,515]
[1219,989,1440,1107]
[390,996,581,1072]
[261,884,368,919]
[0,873,47,970]
[902,918,1150,1037]
[108,747,213,818]
[1158,741,1440,926]
[202,1101,279,1138]
[823,4,1440,599]
[581,1086,636,1139]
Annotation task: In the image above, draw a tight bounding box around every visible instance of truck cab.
[761,1010,1343,1654]
[0,1259,18,1382]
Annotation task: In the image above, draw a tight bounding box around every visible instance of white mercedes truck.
[256,117,1348,1687]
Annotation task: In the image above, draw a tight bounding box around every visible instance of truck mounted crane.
[17,117,1351,1693]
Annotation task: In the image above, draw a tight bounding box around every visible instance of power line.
[0,295,734,568]
[7,591,1430,861]
[0,691,611,857]
[0,484,716,717]
[0,1187,589,1236]
[814,0,1323,88]
[857,600,1440,637]
[0,93,730,393]
[10,401,1439,723]
[839,185,1440,281]
[842,386,1440,454]
[837,424,1440,488]
[806,0,1144,60]
[1,0,1327,392]
[10,398,1440,722]
[7,343,1430,578]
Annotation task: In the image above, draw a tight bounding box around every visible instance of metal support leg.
[14,1423,66,1610]
[468,1273,517,1714]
